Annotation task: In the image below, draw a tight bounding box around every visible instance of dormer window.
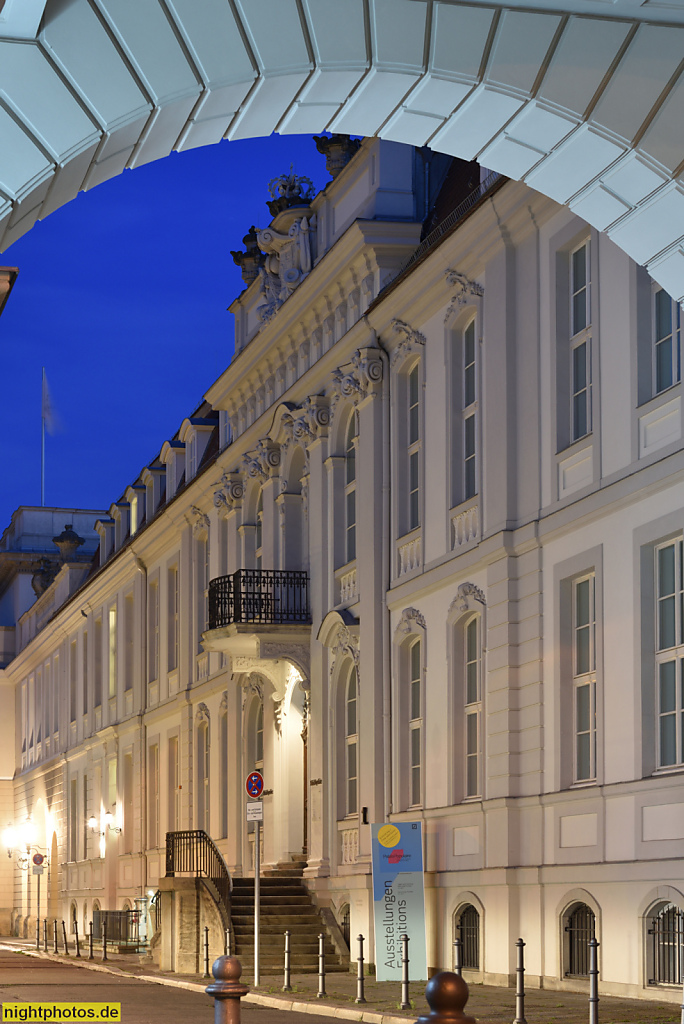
[141,464,165,517]
[95,519,116,563]
[160,440,186,500]
[178,417,217,482]
[125,485,146,536]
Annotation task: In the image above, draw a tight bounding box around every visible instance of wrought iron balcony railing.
[208,569,310,628]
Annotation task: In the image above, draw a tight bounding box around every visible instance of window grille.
[340,904,351,950]
[649,903,684,985]
[457,905,480,969]
[565,903,595,977]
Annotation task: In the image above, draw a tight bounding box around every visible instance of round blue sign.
[245,771,264,798]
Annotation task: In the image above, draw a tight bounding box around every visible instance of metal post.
[53,919,58,954]
[74,920,81,958]
[204,925,211,978]
[102,917,108,961]
[453,936,463,977]
[62,920,69,955]
[88,921,94,961]
[356,934,366,1004]
[205,955,249,1024]
[317,933,326,998]
[225,929,231,957]
[400,933,410,1010]
[254,819,260,987]
[43,919,47,954]
[588,938,599,1024]
[36,873,41,950]
[680,962,684,1024]
[283,930,292,992]
[513,938,527,1024]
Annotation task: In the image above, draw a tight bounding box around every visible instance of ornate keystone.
[417,971,476,1024]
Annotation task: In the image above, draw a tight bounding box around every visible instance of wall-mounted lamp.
[2,818,39,866]
[87,811,121,836]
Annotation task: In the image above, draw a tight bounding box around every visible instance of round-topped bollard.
[205,955,249,1024]
[417,971,476,1024]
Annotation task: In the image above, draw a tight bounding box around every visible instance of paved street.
[0,950,336,1024]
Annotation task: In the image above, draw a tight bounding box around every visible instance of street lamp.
[2,818,47,946]
[87,810,121,836]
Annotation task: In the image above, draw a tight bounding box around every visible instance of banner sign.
[371,822,427,981]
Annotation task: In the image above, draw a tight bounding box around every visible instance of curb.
[0,945,410,1024]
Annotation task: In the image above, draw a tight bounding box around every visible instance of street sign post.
[32,854,45,949]
[245,772,264,986]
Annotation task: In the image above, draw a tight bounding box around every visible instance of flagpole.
[41,367,45,507]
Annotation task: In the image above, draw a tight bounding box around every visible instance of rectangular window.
[148,744,159,848]
[409,640,421,806]
[197,539,209,653]
[346,490,356,563]
[571,243,590,337]
[219,715,228,838]
[656,539,684,767]
[69,777,78,861]
[570,242,592,442]
[346,669,358,816]
[148,581,159,683]
[168,735,179,831]
[123,752,133,854]
[44,663,51,738]
[83,774,88,860]
[53,654,59,738]
[407,364,421,532]
[168,566,179,672]
[124,594,133,692]
[462,319,478,501]
[70,640,77,722]
[464,414,476,500]
[94,618,102,707]
[108,605,117,698]
[409,451,420,531]
[654,288,681,395]
[82,631,88,715]
[573,574,596,782]
[464,617,481,798]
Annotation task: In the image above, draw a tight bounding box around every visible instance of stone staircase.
[231,868,348,974]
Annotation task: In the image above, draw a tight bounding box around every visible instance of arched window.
[197,721,210,833]
[648,902,684,985]
[455,904,480,970]
[464,616,481,798]
[564,902,595,977]
[254,702,264,771]
[255,490,263,571]
[408,364,421,532]
[339,903,351,950]
[345,416,357,564]
[70,902,78,935]
[345,667,358,815]
[409,639,422,807]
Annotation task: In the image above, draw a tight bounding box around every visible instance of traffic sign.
[246,802,264,821]
[32,853,44,866]
[245,771,264,798]
[32,866,44,875]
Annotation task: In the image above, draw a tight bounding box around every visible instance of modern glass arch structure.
[0,0,683,302]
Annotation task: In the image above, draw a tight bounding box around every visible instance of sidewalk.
[2,939,679,1023]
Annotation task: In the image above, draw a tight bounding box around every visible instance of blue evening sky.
[0,134,330,532]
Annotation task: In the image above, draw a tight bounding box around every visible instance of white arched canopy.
[0,0,683,301]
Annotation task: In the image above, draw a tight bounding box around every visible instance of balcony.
[203,570,311,668]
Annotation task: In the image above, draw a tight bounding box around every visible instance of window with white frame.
[573,574,596,782]
[82,630,88,715]
[168,565,179,672]
[197,721,210,832]
[197,536,209,652]
[70,640,77,723]
[345,667,358,816]
[148,580,159,683]
[94,619,102,708]
[254,703,264,771]
[108,604,117,699]
[168,734,179,831]
[409,639,422,806]
[408,363,421,532]
[124,593,134,692]
[464,616,481,798]
[654,287,681,395]
[345,415,357,564]
[655,539,684,768]
[148,744,159,848]
[219,711,228,839]
[255,491,263,571]
[463,319,478,501]
[570,241,591,442]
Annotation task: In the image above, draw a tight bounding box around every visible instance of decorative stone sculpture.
[31,557,59,597]
[266,165,315,217]
[313,134,361,179]
[52,524,85,563]
[230,226,265,286]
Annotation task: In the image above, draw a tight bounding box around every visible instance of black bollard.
[283,930,292,993]
[74,920,81,958]
[400,933,410,1010]
[205,956,249,1024]
[88,921,94,961]
[53,919,58,954]
[204,925,211,978]
[513,938,526,1024]
[588,938,599,1024]
[416,971,476,1024]
[102,917,108,961]
[453,936,463,977]
[43,919,47,954]
[356,934,366,1004]
[317,933,326,998]
[62,920,69,956]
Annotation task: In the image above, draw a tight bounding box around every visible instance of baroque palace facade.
[2,135,684,1000]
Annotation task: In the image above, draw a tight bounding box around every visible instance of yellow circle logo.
[377,824,401,848]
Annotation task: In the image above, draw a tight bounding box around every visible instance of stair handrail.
[165,830,232,933]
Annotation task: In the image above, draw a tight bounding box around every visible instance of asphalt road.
[0,951,336,1024]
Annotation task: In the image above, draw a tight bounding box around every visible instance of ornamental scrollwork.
[195,701,210,724]
[444,269,484,323]
[242,440,281,480]
[214,473,244,515]
[330,625,360,681]
[395,606,427,641]
[329,347,383,415]
[188,505,210,537]
[390,319,426,368]
[451,582,486,614]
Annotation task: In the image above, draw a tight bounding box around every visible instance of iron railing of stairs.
[165,830,232,936]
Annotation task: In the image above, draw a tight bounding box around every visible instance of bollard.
[205,956,249,1024]
[588,938,599,1024]
[283,930,292,993]
[102,917,108,961]
[416,971,476,1024]
[356,934,366,1004]
[43,919,47,954]
[53,919,58,955]
[74,920,81,958]
[204,925,211,978]
[62,920,69,956]
[317,933,326,998]
[513,938,526,1024]
[88,921,94,961]
[453,936,463,977]
[400,933,410,1010]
